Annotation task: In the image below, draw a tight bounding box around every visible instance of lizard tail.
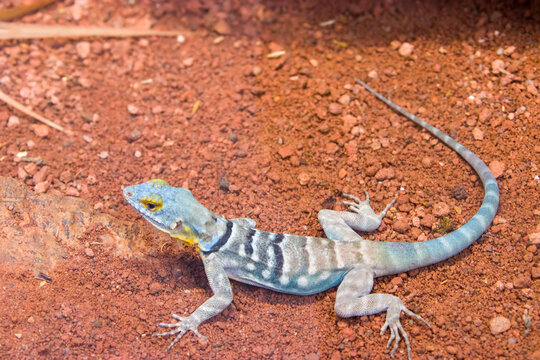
[354,79,500,277]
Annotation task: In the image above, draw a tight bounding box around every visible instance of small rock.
[252,66,262,76]
[338,94,351,105]
[420,214,436,228]
[446,346,458,355]
[489,316,511,335]
[326,142,339,154]
[527,82,538,96]
[59,170,72,183]
[393,219,410,234]
[126,128,142,142]
[278,146,295,159]
[342,327,356,341]
[491,59,505,74]
[532,267,540,279]
[472,127,484,140]
[213,19,231,35]
[183,57,194,67]
[479,108,491,122]
[198,336,208,349]
[219,177,230,191]
[7,115,20,128]
[513,274,531,289]
[452,185,468,200]
[66,187,80,197]
[98,151,109,159]
[367,70,378,79]
[127,104,140,115]
[374,167,395,181]
[503,46,516,56]
[84,248,94,258]
[33,166,49,184]
[398,42,414,57]
[489,160,505,178]
[433,202,450,217]
[390,276,403,286]
[338,168,348,179]
[328,103,343,115]
[76,41,91,59]
[149,282,162,294]
[298,172,310,186]
[390,40,401,50]
[32,124,50,138]
[529,233,540,245]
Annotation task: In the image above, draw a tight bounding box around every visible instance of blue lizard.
[123,79,499,359]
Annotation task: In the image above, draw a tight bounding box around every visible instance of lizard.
[122,78,499,359]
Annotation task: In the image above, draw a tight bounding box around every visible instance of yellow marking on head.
[139,193,164,212]
[148,179,168,189]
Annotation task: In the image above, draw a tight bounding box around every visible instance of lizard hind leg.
[335,267,430,360]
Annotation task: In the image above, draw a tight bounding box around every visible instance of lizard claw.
[154,313,206,352]
[380,303,430,360]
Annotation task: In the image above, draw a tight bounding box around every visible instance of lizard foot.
[342,191,397,219]
[380,302,431,360]
[154,313,207,352]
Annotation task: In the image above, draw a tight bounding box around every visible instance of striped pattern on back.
[203,220,363,295]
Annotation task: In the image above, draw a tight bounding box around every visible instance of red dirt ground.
[0,0,538,359]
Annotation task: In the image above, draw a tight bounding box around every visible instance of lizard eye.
[139,195,163,212]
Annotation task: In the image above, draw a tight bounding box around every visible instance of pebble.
[390,40,401,50]
[126,128,142,142]
[420,214,436,228]
[489,316,511,335]
[34,181,48,193]
[183,57,194,67]
[532,267,540,279]
[491,59,505,74]
[252,66,262,76]
[503,46,516,56]
[148,282,163,294]
[479,108,491,122]
[98,151,109,159]
[451,185,467,200]
[326,142,339,154]
[367,70,378,79]
[7,115,20,128]
[328,103,343,115]
[76,41,91,59]
[298,172,310,186]
[84,248,94,258]
[529,233,540,245]
[488,160,505,178]
[472,127,484,140]
[433,202,450,217]
[32,124,50,138]
[342,327,356,341]
[393,219,410,234]
[338,94,350,105]
[33,166,49,184]
[374,167,395,181]
[278,146,295,159]
[127,104,140,115]
[398,42,414,57]
[513,274,531,289]
[213,19,231,35]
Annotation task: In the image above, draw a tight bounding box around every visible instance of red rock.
[398,42,414,57]
[32,124,50,138]
[328,103,343,115]
[489,160,505,178]
[393,219,410,234]
[489,316,510,335]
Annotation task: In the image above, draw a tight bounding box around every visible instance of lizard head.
[123,179,222,248]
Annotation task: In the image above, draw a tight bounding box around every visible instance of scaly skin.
[123,80,499,359]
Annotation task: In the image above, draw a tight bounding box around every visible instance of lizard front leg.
[154,252,233,351]
[335,267,430,360]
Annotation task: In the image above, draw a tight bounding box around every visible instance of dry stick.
[0,88,73,135]
[0,22,183,134]
[0,22,182,39]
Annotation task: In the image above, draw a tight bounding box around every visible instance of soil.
[0,0,539,359]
